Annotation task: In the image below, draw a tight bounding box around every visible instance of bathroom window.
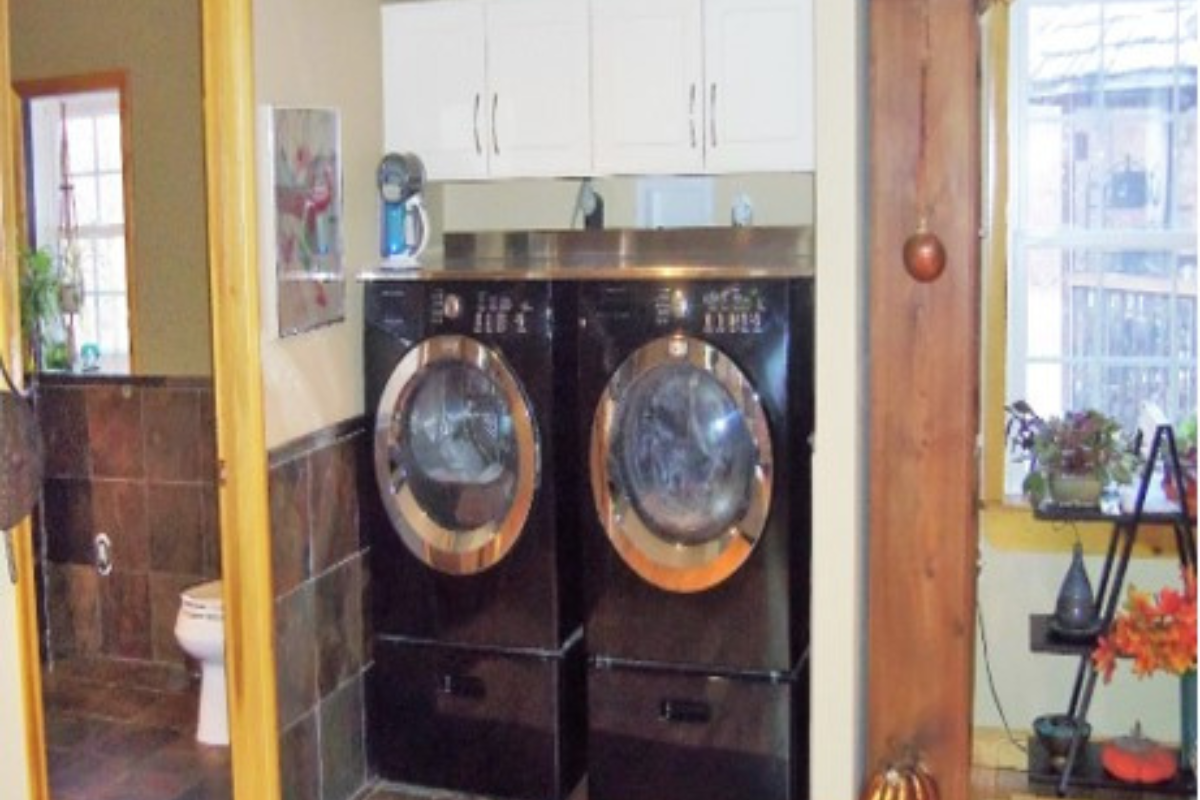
[21,78,133,372]
[1000,0,1197,495]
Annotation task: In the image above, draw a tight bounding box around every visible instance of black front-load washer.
[577,274,813,800]
[363,276,583,800]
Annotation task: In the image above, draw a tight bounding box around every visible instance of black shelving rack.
[1026,424,1197,797]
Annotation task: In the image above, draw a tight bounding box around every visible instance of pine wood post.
[866,0,981,796]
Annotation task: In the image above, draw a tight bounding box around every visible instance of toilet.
[174,579,228,746]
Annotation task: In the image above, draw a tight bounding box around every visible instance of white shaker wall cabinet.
[591,0,704,175]
[703,0,813,173]
[382,0,591,181]
[592,0,813,175]
[382,1,488,179]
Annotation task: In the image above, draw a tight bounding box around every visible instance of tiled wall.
[35,375,219,668]
[269,419,370,800]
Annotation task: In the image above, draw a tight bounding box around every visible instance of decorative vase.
[1053,542,1098,632]
[1183,669,1196,774]
[1048,472,1104,508]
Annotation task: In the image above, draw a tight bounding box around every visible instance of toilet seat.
[181,579,224,622]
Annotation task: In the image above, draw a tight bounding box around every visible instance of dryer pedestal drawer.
[587,661,807,800]
[368,636,585,800]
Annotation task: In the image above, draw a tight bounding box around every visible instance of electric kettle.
[378,152,430,263]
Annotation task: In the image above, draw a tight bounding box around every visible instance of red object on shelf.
[1100,727,1178,785]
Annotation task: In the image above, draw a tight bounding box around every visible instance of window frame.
[14,71,137,374]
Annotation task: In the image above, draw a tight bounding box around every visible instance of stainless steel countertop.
[359,227,814,281]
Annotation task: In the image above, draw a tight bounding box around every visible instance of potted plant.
[1007,402,1140,508]
[19,247,58,368]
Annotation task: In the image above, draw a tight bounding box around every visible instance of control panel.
[652,284,768,335]
[430,287,542,337]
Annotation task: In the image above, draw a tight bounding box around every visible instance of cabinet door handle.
[709,83,718,147]
[689,83,697,148]
[492,93,500,156]
[473,92,482,155]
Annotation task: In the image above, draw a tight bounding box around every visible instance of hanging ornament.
[902,0,947,284]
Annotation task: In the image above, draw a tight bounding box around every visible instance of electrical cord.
[976,597,1028,753]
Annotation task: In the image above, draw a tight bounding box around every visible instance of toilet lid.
[181,579,224,614]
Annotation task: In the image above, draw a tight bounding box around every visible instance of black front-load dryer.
[578,276,813,674]
[363,277,584,800]
[363,277,580,650]
[578,275,813,800]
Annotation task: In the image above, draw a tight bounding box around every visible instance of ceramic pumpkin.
[1101,725,1177,784]
[860,759,940,800]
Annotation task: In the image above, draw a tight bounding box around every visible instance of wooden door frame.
[201,1,281,799]
[1,1,282,798]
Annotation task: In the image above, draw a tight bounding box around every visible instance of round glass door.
[375,335,538,575]
[590,335,773,592]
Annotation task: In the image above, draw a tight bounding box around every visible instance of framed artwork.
[268,106,345,337]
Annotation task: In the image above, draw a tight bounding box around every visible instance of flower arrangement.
[1093,568,1197,682]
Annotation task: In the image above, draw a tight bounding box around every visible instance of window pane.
[98,174,124,224]
[72,175,98,226]
[96,113,121,171]
[65,116,95,173]
[95,294,129,356]
[95,236,127,293]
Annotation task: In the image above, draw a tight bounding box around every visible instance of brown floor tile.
[43,656,230,800]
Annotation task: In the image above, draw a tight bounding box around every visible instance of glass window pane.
[65,116,95,173]
[96,113,121,171]
[72,175,98,226]
[95,236,127,293]
[95,294,129,356]
[98,174,124,224]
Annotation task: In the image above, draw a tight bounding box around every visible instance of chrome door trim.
[590,335,773,593]
[375,335,539,575]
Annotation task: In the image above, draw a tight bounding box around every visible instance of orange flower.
[1093,567,1197,683]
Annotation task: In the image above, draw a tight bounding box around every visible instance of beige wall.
[10,0,212,376]
[253,0,382,449]
[439,173,814,231]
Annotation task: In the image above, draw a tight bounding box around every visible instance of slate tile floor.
[42,657,231,800]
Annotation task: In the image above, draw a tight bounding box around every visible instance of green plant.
[1009,405,1140,506]
[18,247,59,361]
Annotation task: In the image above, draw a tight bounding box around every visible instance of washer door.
[590,335,772,593]
[375,335,539,575]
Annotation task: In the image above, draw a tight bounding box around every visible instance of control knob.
[443,293,463,320]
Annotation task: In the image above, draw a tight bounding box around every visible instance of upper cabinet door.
[703,0,813,173]
[591,0,704,175]
[485,0,592,178]
[382,1,488,180]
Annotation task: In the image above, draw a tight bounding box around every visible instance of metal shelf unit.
[1026,425,1196,797]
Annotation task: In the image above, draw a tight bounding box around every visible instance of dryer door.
[375,335,539,575]
[590,335,772,593]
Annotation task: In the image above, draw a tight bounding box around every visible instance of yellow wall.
[253,0,382,449]
[9,0,212,376]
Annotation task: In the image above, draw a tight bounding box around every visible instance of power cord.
[976,597,1028,753]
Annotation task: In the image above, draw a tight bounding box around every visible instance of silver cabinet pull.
[688,84,697,148]
[491,94,500,156]
[709,83,718,147]
[95,532,113,577]
[473,92,482,155]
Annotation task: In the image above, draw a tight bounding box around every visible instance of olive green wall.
[10,0,211,377]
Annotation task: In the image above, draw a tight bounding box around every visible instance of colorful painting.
[270,107,345,336]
